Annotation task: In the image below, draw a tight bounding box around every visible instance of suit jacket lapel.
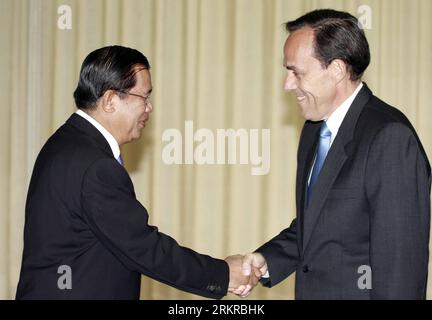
[296,121,321,254]
[301,83,373,254]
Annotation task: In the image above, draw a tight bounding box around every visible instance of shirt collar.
[325,82,363,145]
[75,109,121,159]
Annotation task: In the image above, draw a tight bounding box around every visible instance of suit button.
[302,265,309,273]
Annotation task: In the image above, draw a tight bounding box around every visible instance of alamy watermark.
[358,5,372,30]
[57,265,72,290]
[57,5,72,30]
[357,265,372,290]
[161,121,270,176]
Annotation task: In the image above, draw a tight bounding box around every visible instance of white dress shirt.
[75,109,121,160]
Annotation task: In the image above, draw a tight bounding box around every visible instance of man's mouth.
[297,96,306,102]
[138,119,147,128]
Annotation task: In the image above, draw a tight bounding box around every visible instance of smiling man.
[230,9,431,299]
[282,25,363,122]
[16,45,257,299]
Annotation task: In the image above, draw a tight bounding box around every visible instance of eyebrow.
[285,65,298,72]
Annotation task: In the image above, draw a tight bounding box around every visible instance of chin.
[133,131,143,141]
[302,110,320,122]
[123,134,141,144]
[301,110,312,121]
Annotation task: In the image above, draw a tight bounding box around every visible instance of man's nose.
[284,72,297,91]
[146,101,153,113]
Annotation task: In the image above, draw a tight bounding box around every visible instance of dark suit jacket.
[16,113,229,299]
[257,84,431,299]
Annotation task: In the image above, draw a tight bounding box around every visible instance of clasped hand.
[224,253,268,298]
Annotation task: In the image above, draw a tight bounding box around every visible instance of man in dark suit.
[230,9,431,299]
[16,45,257,299]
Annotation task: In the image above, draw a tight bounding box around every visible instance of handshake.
[224,253,268,298]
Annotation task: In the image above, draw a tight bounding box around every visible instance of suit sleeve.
[80,158,229,299]
[255,218,300,287]
[366,122,431,299]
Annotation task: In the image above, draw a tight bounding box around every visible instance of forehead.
[133,68,152,92]
[283,27,315,64]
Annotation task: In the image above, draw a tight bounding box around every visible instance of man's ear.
[100,90,117,113]
[329,59,348,83]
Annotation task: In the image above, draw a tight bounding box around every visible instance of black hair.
[286,9,370,81]
[73,45,150,110]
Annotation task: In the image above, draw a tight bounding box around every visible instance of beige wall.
[0,0,431,299]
